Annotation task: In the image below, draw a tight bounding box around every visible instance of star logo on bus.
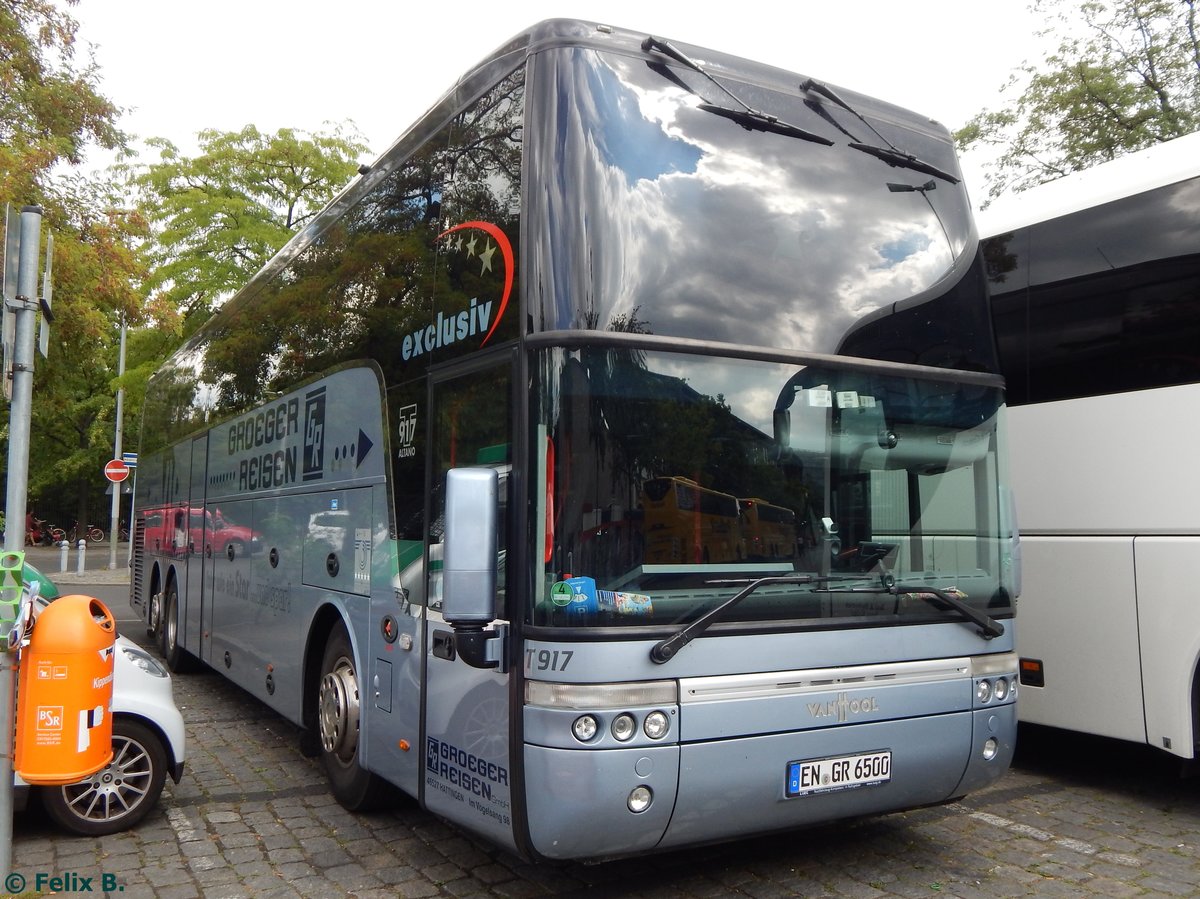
[479,241,496,274]
[436,221,514,347]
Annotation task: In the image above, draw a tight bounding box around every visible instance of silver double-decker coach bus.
[131,20,1017,861]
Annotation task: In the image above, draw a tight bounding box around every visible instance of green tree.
[3,7,370,533]
[23,181,146,537]
[1,0,141,532]
[132,124,369,334]
[0,0,123,202]
[956,0,1200,200]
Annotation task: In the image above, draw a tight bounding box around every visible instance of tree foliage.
[132,124,369,333]
[27,185,146,531]
[1,0,142,529]
[3,7,370,531]
[956,0,1200,200]
[0,0,123,202]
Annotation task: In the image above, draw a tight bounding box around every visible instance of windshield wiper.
[848,143,960,185]
[800,78,865,141]
[642,36,832,146]
[799,77,960,185]
[649,575,816,664]
[827,581,1004,639]
[697,103,833,144]
[648,573,1003,664]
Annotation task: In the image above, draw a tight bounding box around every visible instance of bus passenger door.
[423,359,516,850]
[183,435,209,658]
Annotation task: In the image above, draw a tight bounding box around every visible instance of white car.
[14,565,186,836]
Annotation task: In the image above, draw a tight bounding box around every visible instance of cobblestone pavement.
[9,596,1200,897]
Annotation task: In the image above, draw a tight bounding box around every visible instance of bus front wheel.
[318,621,390,810]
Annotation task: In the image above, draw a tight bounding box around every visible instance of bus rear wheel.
[147,591,162,641]
[161,584,198,673]
[317,621,390,810]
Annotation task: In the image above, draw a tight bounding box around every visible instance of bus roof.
[175,18,951,362]
[977,130,1200,238]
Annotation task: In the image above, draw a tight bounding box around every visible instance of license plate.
[786,750,891,797]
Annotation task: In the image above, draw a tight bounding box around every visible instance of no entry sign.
[103,459,130,483]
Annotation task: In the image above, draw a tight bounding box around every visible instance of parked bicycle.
[57,522,105,544]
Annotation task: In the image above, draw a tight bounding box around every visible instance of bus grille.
[131,517,146,599]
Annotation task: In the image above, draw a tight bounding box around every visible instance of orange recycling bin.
[15,594,116,785]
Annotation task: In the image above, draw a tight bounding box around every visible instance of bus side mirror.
[443,467,498,627]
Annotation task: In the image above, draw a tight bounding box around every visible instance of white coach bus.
[981,130,1200,762]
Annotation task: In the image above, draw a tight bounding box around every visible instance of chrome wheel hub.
[148,593,162,633]
[319,656,360,762]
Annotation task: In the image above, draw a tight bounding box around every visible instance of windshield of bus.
[531,347,1013,631]
[528,46,993,370]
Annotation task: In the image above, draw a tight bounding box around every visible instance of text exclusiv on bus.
[129,19,1019,861]
[980,130,1200,764]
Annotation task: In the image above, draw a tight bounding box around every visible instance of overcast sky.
[70,0,1045,208]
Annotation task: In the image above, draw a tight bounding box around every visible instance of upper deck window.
[986,175,1200,405]
[143,68,525,450]
[528,47,975,356]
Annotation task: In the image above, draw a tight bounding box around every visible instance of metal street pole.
[1,205,43,876]
[109,314,127,570]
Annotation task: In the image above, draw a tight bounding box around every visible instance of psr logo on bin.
[37,706,64,731]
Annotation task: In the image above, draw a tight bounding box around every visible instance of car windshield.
[530,347,1013,631]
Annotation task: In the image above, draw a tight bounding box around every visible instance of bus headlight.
[572,715,598,742]
[628,785,653,813]
[611,713,637,742]
[976,680,992,703]
[982,737,999,761]
[994,677,1009,701]
[643,710,670,740]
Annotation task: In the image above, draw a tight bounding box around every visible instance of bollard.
[75,539,85,576]
[59,539,68,574]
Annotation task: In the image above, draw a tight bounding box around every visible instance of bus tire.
[147,588,163,641]
[161,582,198,673]
[318,621,391,810]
